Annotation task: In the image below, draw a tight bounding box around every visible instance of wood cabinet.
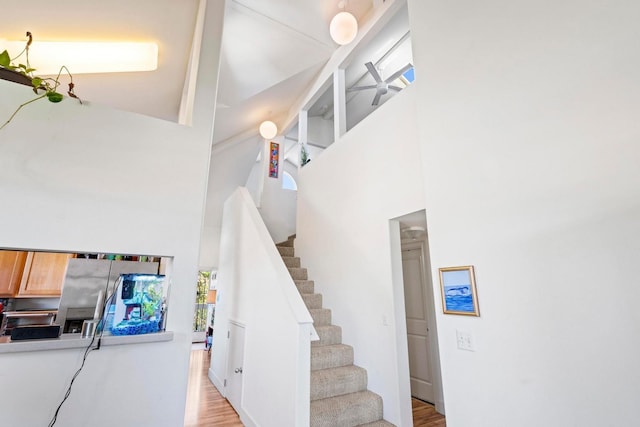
[0,250,75,297]
[17,252,75,297]
[0,251,28,297]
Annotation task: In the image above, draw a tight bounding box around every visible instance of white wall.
[211,187,313,426]
[0,2,223,425]
[308,115,334,147]
[295,86,424,425]
[283,157,299,185]
[244,138,298,243]
[200,135,262,269]
[258,138,297,243]
[245,156,262,206]
[408,0,640,425]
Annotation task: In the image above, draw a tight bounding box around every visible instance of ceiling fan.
[348,61,413,106]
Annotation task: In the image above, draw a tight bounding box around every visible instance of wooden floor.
[184,346,243,427]
[412,398,447,427]
[184,347,446,426]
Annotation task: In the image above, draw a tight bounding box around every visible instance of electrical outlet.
[456,330,475,351]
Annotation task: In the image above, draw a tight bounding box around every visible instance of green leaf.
[0,50,10,67]
[31,77,42,88]
[46,92,63,103]
[18,63,27,70]
[25,68,36,73]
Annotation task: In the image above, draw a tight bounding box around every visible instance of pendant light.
[329,1,358,45]
[259,120,278,139]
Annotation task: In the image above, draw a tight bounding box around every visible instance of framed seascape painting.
[439,265,480,316]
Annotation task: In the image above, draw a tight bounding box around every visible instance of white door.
[402,244,435,403]
[226,322,245,413]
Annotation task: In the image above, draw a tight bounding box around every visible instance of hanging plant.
[300,143,311,166]
[0,32,82,130]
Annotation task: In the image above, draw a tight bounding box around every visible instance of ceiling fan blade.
[372,91,382,106]
[388,85,403,92]
[365,62,383,83]
[384,63,413,83]
[347,85,378,92]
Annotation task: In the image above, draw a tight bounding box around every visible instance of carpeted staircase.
[277,236,395,427]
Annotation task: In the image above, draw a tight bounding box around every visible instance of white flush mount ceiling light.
[259,120,277,139]
[329,1,358,45]
[0,39,158,75]
[401,226,427,240]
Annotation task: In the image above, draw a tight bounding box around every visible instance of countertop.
[0,331,173,354]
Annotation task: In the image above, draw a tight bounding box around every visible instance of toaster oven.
[0,310,57,336]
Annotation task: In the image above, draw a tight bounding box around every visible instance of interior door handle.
[234,367,243,373]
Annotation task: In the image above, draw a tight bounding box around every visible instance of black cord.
[48,334,97,427]
[47,275,123,427]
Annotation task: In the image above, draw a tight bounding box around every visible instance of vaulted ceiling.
[2,0,382,147]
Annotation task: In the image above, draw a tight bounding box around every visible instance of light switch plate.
[456,329,475,351]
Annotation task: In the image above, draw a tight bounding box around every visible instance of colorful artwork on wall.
[269,141,279,178]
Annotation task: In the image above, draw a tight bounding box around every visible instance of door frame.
[390,216,445,416]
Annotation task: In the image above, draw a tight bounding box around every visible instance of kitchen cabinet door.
[18,252,75,297]
[0,251,28,297]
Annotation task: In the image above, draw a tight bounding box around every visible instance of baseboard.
[435,399,445,415]
[208,367,225,396]
[240,409,258,427]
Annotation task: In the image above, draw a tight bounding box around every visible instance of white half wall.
[0,85,206,426]
[211,187,313,427]
[409,0,640,426]
[295,85,425,426]
[0,2,224,425]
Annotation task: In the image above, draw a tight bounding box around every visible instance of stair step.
[277,246,295,257]
[276,238,295,247]
[313,325,342,346]
[272,239,390,427]
[302,293,322,309]
[310,391,384,427]
[309,308,331,326]
[288,267,307,280]
[311,365,368,400]
[282,256,301,268]
[357,421,396,427]
[295,280,314,294]
[311,344,354,371]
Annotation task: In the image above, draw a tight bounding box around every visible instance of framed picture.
[268,142,279,178]
[438,265,480,316]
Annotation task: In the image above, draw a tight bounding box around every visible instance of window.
[193,271,210,332]
[401,66,415,84]
[283,171,297,191]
